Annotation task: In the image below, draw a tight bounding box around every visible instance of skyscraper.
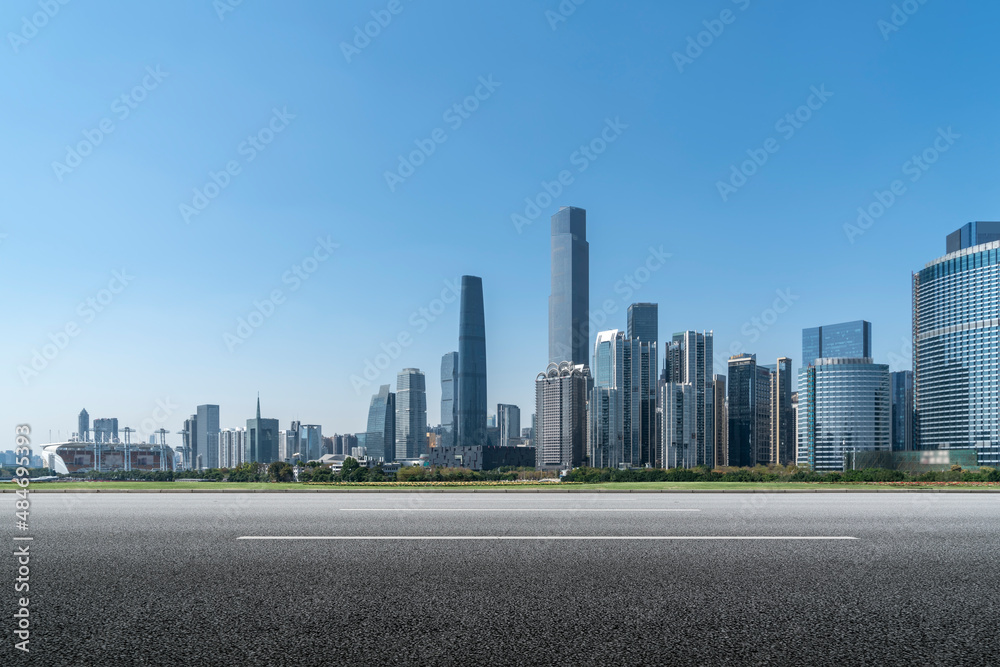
[497,404,521,447]
[93,418,119,444]
[396,369,427,459]
[661,381,697,469]
[713,375,727,467]
[457,276,488,447]
[246,396,279,464]
[914,225,999,465]
[627,303,658,344]
[440,351,458,449]
[662,331,715,467]
[548,206,589,367]
[365,384,396,462]
[771,358,795,465]
[77,409,90,442]
[802,320,872,368]
[182,414,197,469]
[798,358,891,471]
[536,362,590,469]
[727,354,770,468]
[196,404,220,469]
[890,370,914,452]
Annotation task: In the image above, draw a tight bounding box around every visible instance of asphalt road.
[3,492,999,666]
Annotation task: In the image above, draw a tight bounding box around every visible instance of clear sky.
[3,0,997,450]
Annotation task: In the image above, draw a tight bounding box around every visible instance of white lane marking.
[338,508,701,512]
[238,536,858,541]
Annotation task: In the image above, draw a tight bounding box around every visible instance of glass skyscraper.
[365,384,395,462]
[246,397,278,464]
[663,331,714,467]
[440,352,458,449]
[196,404,220,469]
[802,320,872,368]
[77,408,90,442]
[497,404,521,447]
[549,207,589,367]
[914,226,1000,465]
[797,358,891,471]
[771,357,795,465]
[890,370,914,452]
[457,276,488,447]
[627,303,658,344]
[395,368,427,459]
[727,354,771,468]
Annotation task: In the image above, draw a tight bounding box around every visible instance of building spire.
[256,393,261,420]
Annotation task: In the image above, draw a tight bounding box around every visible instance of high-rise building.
[299,425,322,462]
[713,375,727,467]
[219,428,247,468]
[661,381,697,469]
[662,331,715,467]
[914,226,1000,465]
[890,370,914,452]
[497,404,521,447]
[77,409,90,442]
[182,414,197,469]
[549,206,589,366]
[440,351,458,449]
[196,405,220,469]
[802,320,872,368]
[589,330,657,468]
[771,358,795,465]
[798,358,891,471]
[627,303,658,344]
[93,418,119,444]
[365,384,396,462]
[457,276,488,447]
[535,362,590,470]
[727,354,771,468]
[246,396,279,463]
[396,369,427,459]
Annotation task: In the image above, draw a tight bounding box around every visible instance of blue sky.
[3,0,997,449]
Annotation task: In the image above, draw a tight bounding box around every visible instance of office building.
[440,351,458,449]
[802,320,872,368]
[661,381,697,469]
[365,384,396,462]
[662,331,715,467]
[457,276,488,447]
[246,396,279,464]
[713,375,727,467]
[914,225,1000,465]
[535,362,590,470]
[771,358,795,465]
[196,404,220,470]
[182,414,197,469]
[93,418,119,444]
[627,303,658,344]
[549,206,589,366]
[219,428,247,469]
[727,354,771,467]
[77,409,90,442]
[798,358,891,471]
[299,424,322,462]
[891,371,914,452]
[396,369,427,459]
[497,404,521,447]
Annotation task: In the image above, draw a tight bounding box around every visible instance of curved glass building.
[457,276,487,447]
[913,224,1000,465]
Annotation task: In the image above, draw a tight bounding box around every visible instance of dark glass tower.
[627,303,658,344]
[365,384,396,462]
[890,370,914,452]
[457,276,488,447]
[78,408,90,442]
[247,396,279,464]
[440,352,458,448]
[549,207,589,366]
[802,320,872,368]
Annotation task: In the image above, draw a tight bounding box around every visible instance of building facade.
[77,409,90,442]
[713,375,727,467]
[497,404,521,447]
[218,428,247,469]
[727,354,771,468]
[662,331,715,467]
[365,384,396,462]
[535,362,590,470]
[396,368,427,459]
[913,227,1000,465]
[457,276,488,447]
[93,418,119,444]
[549,206,589,366]
[797,358,891,471]
[771,357,795,465]
[246,397,279,464]
[196,404,220,470]
[802,320,872,368]
[661,382,697,469]
[890,370,914,452]
[627,303,658,344]
[440,351,458,449]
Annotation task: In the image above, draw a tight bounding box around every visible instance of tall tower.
[440,352,458,448]
[396,369,428,459]
[548,207,589,367]
[78,409,90,442]
[771,357,795,465]
[627,303,658,344]
[196,405,220,469]
[457,276,488,447]
[365,384,396,462]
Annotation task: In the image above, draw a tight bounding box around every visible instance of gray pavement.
[3,493,999,666]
